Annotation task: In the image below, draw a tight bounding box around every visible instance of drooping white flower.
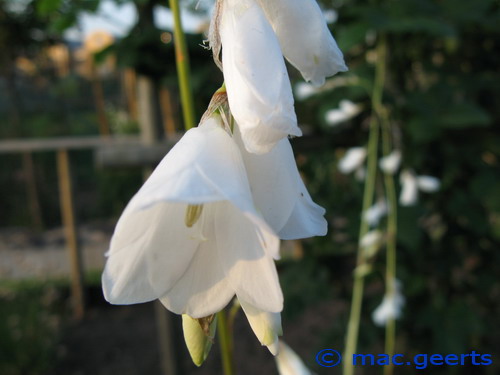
[257,0,347,86]
[220,0,300,154]
[233,124,328,240]
[417,175,440,192]
[364,200,388,227]
[400,169,440,206]
[379,150,402,175]
[326,100,362,126]
[102,116,283,325]
[275,341,313,375]
[338,147,366,174]
[372,279,405,327]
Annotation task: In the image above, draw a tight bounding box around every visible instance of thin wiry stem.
[343,36,388,375]
[169,0,196,130]
[217,309,235,375]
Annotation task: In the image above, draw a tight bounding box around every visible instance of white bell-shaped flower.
[257,0,347,86]
[233,124,327,240]
[220,0,300,154]
[102,116,283,320]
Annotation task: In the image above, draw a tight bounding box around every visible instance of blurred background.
[0,0,499,374]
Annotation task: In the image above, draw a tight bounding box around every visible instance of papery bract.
[220,0,300,154]
[257,0,347,86]
[102,117,283,320]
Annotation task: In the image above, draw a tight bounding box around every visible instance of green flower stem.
[217,309,235,375]
[343,36,388,375]
[168,0,196,130]
[379,54,398,375]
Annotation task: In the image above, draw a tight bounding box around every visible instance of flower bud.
[182,314,217,366]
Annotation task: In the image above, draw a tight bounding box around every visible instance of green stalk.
[168,0,196,130]
[343,36,388,375]
[378,43,398,374]
[217,309,235,375]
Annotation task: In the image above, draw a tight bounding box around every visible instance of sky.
[64,0,210,41]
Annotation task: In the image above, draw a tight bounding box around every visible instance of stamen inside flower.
[185,204,204,227]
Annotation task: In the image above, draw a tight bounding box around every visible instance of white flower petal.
[233,127,327,240]
[417,175,440,192]
[102,202,201,304]
[257,0,347,86]
[215,201,283,313]
[338,147,366,174]
[240,299,282,355]
[275,341,313,375]
[159,204,235,317]
[379,150,402,175]
[399,169,418,206]
[221,0,300,154]
[278,176,327,240]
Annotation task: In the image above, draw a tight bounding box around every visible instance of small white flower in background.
[400,169,440,206]
[257,0,347,87]
[354,166,366,181]
[399,170,419,206]
[379,150,402,175]
[364,200,388,227]
[294,82,319,101]
[360,229,384,258]
[102,116,283,352]
[417,175,440,192]
[372,279,405,327]
[325,100,362,126]
[219,0,300,154]
[338,147,366,174]
[275,341,314,375]
[323,9,338,24]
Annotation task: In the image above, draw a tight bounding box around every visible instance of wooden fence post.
[57,149,85,319]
